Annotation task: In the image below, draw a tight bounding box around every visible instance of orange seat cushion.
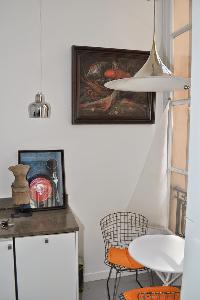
[123,286,180,300]
[107,247,144,269]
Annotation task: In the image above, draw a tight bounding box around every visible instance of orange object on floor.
[107,247,144,269]
[122,286,180,300]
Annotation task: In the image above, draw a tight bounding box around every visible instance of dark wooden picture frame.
[18,150,67,211]
[72,45,155,124]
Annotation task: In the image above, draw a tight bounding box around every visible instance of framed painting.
[72,45,155,124]
[18,150,67,210]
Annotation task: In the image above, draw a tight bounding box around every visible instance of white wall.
[0,0,168,280]
[126,101,169,227]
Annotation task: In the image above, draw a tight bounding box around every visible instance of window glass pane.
[169,172,187,233]
[169,1,191,237]
[173,0,191,32]
[171,104,189,170]
[171,172,187,194]
[173,30,191,100]
[173,89,189,101]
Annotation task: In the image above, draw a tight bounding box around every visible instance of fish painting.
[72,45,155,124]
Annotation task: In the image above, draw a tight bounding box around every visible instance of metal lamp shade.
[105,38,190,92]
[28,1,51,118]
[28,93,51,118]
[105,76,191,93]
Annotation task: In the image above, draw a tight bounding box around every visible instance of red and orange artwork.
[30,177,52,203]
[72,46,155,124]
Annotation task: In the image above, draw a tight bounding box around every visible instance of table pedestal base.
[155,271,182,286]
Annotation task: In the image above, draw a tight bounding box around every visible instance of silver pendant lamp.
[105,0,190,92]
[28,0,51,118]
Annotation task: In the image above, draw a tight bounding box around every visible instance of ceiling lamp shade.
[105,0,190,93]
[28,93,50,118]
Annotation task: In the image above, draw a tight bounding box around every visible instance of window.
[168,0,192,236]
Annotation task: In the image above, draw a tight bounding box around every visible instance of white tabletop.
[128,234,185,274]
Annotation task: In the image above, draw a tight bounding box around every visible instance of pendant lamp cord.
[39,0,43,93]
[147,0,156,39]
[153,0,156,38]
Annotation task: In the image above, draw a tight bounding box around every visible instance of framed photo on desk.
[18,150,66,210]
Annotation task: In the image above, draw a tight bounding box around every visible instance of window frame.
[163,0,192,231]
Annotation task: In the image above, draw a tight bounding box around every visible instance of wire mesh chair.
[100,212,148,300]
[119,286,180,300]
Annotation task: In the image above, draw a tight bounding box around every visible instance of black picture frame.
[18,150,67,211]
[72,45,155,124]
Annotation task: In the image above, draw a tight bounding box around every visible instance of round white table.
[128,234,185,285]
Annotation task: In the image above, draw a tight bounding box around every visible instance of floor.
[80,271,162,300]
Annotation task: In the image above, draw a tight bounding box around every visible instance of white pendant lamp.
[28,0,51,118]
[105,0,190,92]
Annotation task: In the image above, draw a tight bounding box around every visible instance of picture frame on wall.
[18,150,67,210]
[72,45,155,124]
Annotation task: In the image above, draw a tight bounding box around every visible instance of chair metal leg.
[114,270,122,299]
[107,267,113,300]
[136,269,143,288]
[113,270,118,300]
[113,270,120,300]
